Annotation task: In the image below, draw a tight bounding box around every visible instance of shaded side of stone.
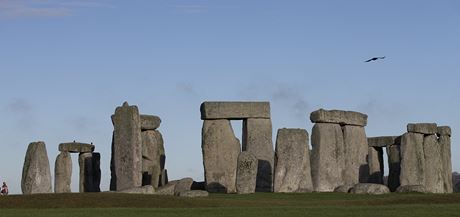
[342,125,369,185]
[367,136,398,147]
[21,141,52,194]
[141,130,164,188]
[367,147,384,184]
[387,142,401,192]
[236,151,257,194]
[54,151,72,193]
[310,109,368,126]
[200,101,270,120]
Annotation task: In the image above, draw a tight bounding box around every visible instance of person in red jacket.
[1,182,8,195]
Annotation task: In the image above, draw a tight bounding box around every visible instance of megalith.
[111,102,143,191]
[438,126,453,193]
[202,119,240,193]
[387,143,401,192]
[21,141,52,194]
[423,134,444,193]
[367,147,384,184]
[236,151,257,194]
[141,130,165,188]
[242,118,274,192]
[274,128,313,193]
[55,151,72,193]
[400,132,425,186]
[342,125,369,184]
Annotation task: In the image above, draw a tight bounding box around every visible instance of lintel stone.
[368,136,398,147]
[310,109,367,126]
[59,142,94,153]
[437,126,451,137]
[407,123,437,134]
[200,101,270,120]
[140,115,161,130]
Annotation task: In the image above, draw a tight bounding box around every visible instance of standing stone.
[400,132,425,187]
[111,102,142,191]
[242,118,275,192]
[438,133,453,193]
[311,123,345,192]
[92,152,101,192]
[236,152,257,194]
[21,141,52,194]
[342,125,369,184]
[141,130,164,188]
[79,152,93,192]
[54,152,72,193]
[110,132,116,191]
[423,135,444,193]
[202,119,240,193]
[368,147,384,184]
[160,169,168,187]
[274,128,313,193]
[387,144,401,192]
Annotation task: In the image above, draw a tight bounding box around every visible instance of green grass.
[1,192,460,217]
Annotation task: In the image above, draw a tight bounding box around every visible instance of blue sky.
[1,0,459,194]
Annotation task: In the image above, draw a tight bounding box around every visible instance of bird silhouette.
[365,56,385,62]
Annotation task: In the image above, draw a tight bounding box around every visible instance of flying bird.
[364,56,385,62]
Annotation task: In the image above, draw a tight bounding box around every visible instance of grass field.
[1,192,460,217]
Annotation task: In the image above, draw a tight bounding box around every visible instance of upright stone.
[423,135,444,193]
[400,132,425,187]
[274,128,313,193]
[141,130,165,188]
[387,143,401,192]
[368,147,384,184]
[311,123,345,192]
[242,118,275,192]
[236,151,257,194]
[200,101,270,120]
[54,151,72,193]
[310,109,367,126]
[438,128,453,193]
[342,125,369,184]
[202,119,240,193]
[79,152,93,192]
[111,102,142,191]
[21,141,52,194]
[92,152,101,192]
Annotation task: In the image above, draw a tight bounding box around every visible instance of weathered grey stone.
[140,114,161,130]
[407,123,437,135]
[155,181,178,195]
[160,169,168,187]
[274,128,313,193]
[242,118,274,192]
[79,153,93,192]
[439,135,453,193]
[310,109,368,126]
[54,152,72,193]
[396,185,426,193]
[236,152,257,194]
[174,178,194,196]
[58,142,94,153]
[111,102,143,191]
[367,136,398,147]
[141,130,165,188]
[91,152,101,192]
[400,132,425,187]
[437,126,451,137]
[311,123,345,192]
[333,185,354,193]
[200,101,270,120]
[202,119,240,193]
[387,143,401,192]
[368,147,384,184]
[423,135,444,193]
[119,185,155,194]
[21,141,52,194]
[342,125,369,185]
[350,183,390,194]
[178,190,209,198]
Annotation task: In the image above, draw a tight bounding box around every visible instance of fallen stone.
[311,123,345,192]
[342,125,369,185]
[54,151,72,193]
[200,101,270,120]
[439,134,453,193]
[242,118,275,192]
[119,185,155,194]
[155,181,178,195]
[387,143,401,192]
[178,190,209,198]
[407,123,437,135]
[396,185,426,193]
[174,178,194,196]
[274,128,313,193]
[333,185,354,193]
[58,142,94,153]
[111,102,143,191]
[21,141,52,194]
[423,135,444,193]
[140,114,161,130]
[367,136,398,147]
[350,183,390,194]
[141,130,165,188]
[236,152,258,194]
[437,126,451,137]
[368,147,384,184]
[202,119,240,193]
[310,109,368,126]
[400,132,425,186]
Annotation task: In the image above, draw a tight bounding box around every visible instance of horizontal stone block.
[140,115,161,130]
[59,142,94,153]
[200,101,270,120]
[367,136,398,147]
[310,109,367,126]
[407,123,437,134]
[437,126,451,136]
